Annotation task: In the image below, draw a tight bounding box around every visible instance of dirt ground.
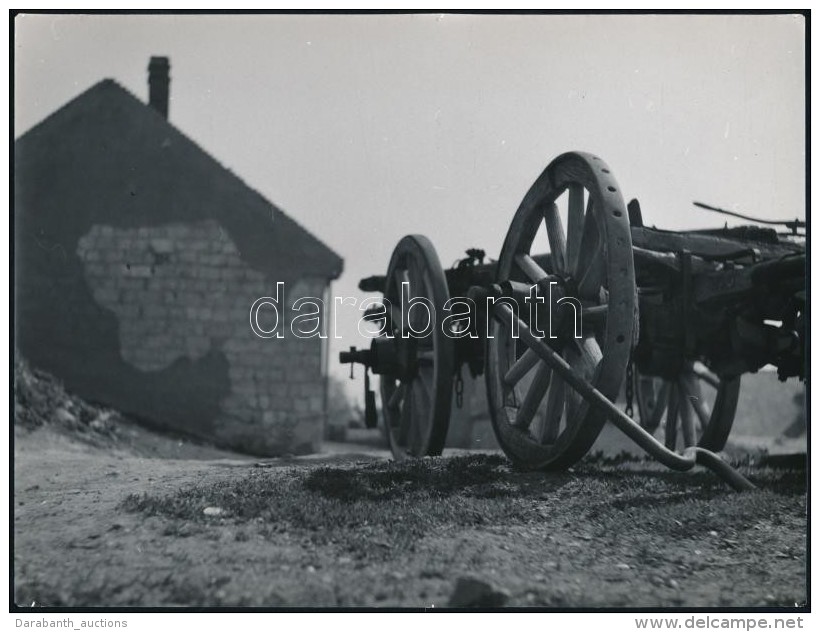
[13,420,807,609]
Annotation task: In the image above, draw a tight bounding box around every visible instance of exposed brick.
[308,396,323,413]
[77,221,329,454]
[126,264,153,278]
[142,304,167,319]
[118,304,140,319]
[150,238,174,254]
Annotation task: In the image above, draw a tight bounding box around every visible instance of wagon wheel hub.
[391,335,434,383]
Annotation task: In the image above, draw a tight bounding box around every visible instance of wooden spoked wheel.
[486,152,637,470]
[635,363,741,452]
[380,235,455,460]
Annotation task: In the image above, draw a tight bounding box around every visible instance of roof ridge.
[16,77,342,277]
[15,78,118,140]
[120,80,343,274]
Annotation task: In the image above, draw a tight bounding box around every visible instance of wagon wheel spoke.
[390,268,414,334]
[571,195,594,275]
[419,365,436,440]
[570,336,603,378]
[387,382,406,411]
[564,383,582,430]
[575,208,606,300]
[403,266,422,332]
[536,373,565,443]
[410,378,431,455]
[406,264,436,340]
[566,184,585,274]
[683,372,710,431]
[404,265,425,332]
[406,385,421,454]
[388,303,405,336]
[416,327,434,350]
[417,349,435,364]
[399,268,412,296]
[513,362,552,429]
[646,380,671,431]
[564,336,602,370]
[677,377,698,448]
[417,366,434,399]
[418,278,437,342]
[691,362,720,389]
[515,253,551,284]
[582,303,608,330]
[543,202,567,274]
[416,365,434,408]
[564,337,603,421]
[664,384,681,450]
[398,382,413,446]
[503,348,540,387]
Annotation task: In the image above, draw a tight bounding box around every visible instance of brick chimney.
[148,56,170,119]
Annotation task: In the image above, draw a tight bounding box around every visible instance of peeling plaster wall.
[55,219,328,455]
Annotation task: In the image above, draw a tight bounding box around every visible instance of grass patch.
[120,453,806,557]
[302,453,514,501]
[121,455,548,554]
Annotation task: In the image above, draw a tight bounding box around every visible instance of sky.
[13,13,806,401]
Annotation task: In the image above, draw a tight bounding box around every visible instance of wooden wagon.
[340,152,805,489]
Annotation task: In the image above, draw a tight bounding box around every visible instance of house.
[14,57,343,456]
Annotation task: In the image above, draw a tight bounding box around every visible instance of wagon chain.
[625,352,634,419]
[455,367,464,409]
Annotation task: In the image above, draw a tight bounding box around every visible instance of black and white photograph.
[11,11,808,616]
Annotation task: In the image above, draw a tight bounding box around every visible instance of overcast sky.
[14,13,806,400]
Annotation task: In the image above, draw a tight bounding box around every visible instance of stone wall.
[75,219,328,455]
